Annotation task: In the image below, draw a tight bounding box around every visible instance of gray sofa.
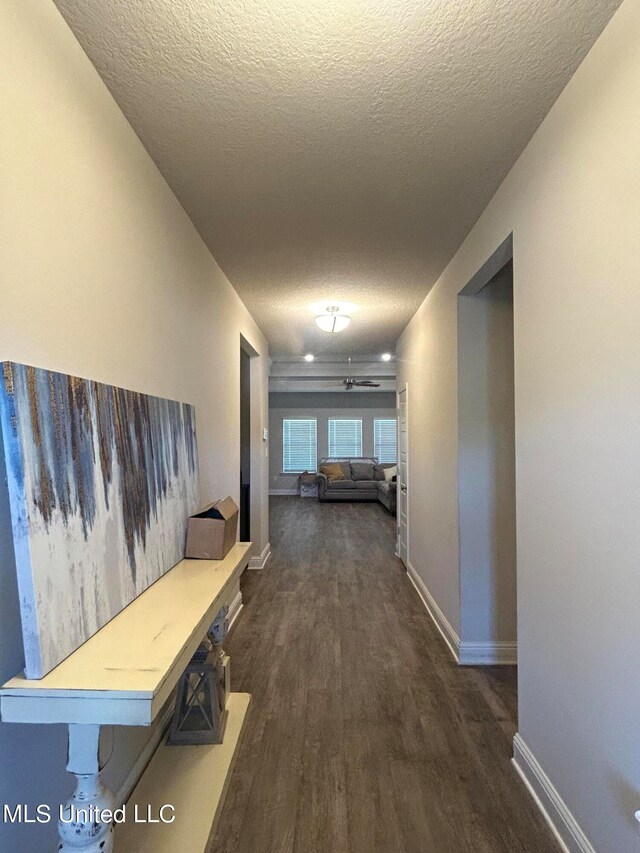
[317,457,397,514]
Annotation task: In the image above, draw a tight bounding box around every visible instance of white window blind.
[374,418,397,463]
[282,419,317,473]
[328,418,363,457]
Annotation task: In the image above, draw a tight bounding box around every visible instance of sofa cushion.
[320,462,345,482]
[373,464,385,481]
[338,460,351,479]
[378,480,397,492]
[351,461,375,481]
[327,479,355,490]
[354,480,378,490]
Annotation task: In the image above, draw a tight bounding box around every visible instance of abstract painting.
[0,362,199,679]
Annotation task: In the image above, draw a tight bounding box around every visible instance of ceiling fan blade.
[341,376,380,388]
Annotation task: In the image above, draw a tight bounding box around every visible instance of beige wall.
[0,1,268,849]
[398,0,640,849]
[458,264,516,644]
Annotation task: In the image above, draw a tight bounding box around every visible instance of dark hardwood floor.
[210,497,556,853]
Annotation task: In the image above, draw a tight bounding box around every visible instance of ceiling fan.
[342,358,380,390]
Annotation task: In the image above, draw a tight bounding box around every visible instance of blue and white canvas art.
[0,362,199,679]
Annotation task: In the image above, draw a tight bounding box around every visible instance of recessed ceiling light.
[381,353,392,361]
[304,353,315,362]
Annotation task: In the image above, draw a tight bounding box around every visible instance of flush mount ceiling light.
[314,305,351,334]
[304,353,315,362]
[381,353,392,362]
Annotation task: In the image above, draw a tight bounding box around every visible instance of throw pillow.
[373,464,385,481]
[320,462,346,482]
[351,462,375,480]
[383,465,397,482]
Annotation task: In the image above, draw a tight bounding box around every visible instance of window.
[374,418,397,463]
[328,418,362,457]
[282,419,317,473]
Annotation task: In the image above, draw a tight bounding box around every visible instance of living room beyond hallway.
[211,497,555,853]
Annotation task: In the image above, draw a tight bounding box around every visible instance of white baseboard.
[269,489,298,496]
[406,561,461,662]
[227,590,243,630]
[458,641,517,665]
[248,541,271,570]
[406,562,517,666]
[512,734,595,853]
[115,703,174,806]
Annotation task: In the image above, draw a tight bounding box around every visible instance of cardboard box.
[185,497,239,560]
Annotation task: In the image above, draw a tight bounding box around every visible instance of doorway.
[457,235,516,671]
[397,385,408,566]
[240,347,251,542]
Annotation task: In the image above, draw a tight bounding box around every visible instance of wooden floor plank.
[210,497,556,852]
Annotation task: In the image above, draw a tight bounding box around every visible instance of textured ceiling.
[54,0,620,354]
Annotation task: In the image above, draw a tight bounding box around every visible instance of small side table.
[299,472,318,498]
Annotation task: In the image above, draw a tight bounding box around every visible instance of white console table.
[0,542,252,852]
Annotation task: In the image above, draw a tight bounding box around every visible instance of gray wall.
[397,2,640,849]
[457,263,516,644]
[269,392,396,492]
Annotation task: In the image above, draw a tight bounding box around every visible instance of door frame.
[396,382,409,566]
[239,345,251,541]
[240,333,262,549]
[456,232,517,669]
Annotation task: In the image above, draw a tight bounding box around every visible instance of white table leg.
[58,724,115,852]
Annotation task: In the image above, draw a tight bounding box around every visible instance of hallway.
[212,497,556,852]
